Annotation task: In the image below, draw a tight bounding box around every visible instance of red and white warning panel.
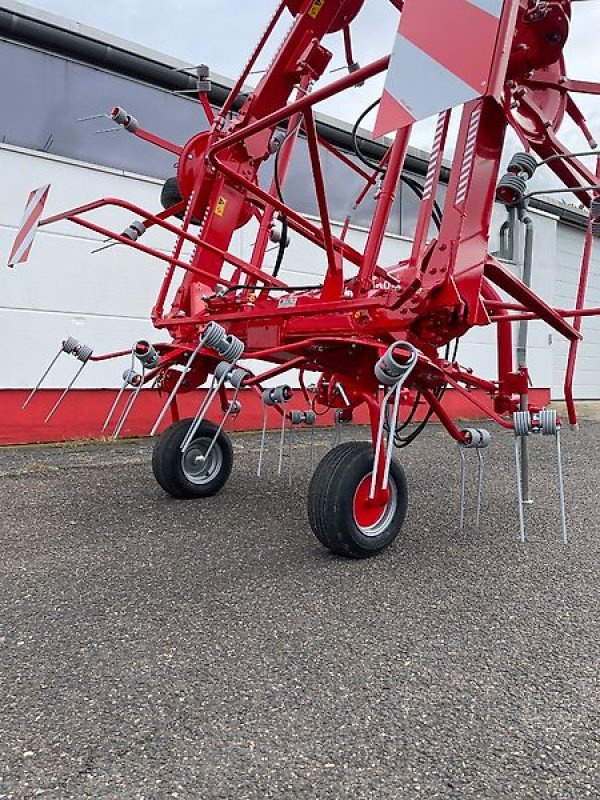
[7,184,51,268]
[374,0,508,137]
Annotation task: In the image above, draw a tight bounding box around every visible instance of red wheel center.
[353,476,391,530]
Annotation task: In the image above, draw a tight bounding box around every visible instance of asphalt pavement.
[1,423,599,799]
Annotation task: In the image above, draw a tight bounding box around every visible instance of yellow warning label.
[215,196,227,217]
[308,0,326,19]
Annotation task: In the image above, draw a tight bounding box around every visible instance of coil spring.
[218,335,244,363]
[496,174,527,208]
[201,321,227,349]
[507,152,538,180]
[123,221,146,242]
[134,341,160,369]
[214,361,233,382]
[538,408,559,436]
[62,336,80,355]
[460,428,491,449]
[76,344,93,363]
[289,410,316,425]
[263,385,292,406]
[122,368,142,387]
[227,367,249,389]
[513,410,531,437]
[375,342,419,386]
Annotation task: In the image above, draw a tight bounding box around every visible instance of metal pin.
[102,382,128,432]
[514,436,527,543]
[112,378,144,440]
[76,113,110,122]
[476,449,485,529]
[257,407,269,478]
[94,127,124,135]
[277,409,287,477]
[459,445,467,534]
[288,422,294,487]
[382,383,402,491]
[91,240,119,255]
[556,429,568,544]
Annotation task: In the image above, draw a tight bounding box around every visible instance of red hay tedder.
[8,0,600,555]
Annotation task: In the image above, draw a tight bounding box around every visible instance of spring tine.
[180,372,227,453]
[195,385,242,462]
[458,445,467,534]
[382,383,402,491]
[369,385,394,500]
[556,429,568,544]
[76,113,109,122]
[44,361,88,423]
[102,381,128,432]
[310,421,315,470]
[277,409,287,477]
[112,380,144,440]
[257,406,269,478]
[23,349,63,409]
[514,436,527,543]
[150,343,202,436]
[91,240,119,256]
[476,448,484,528]
[288,423,294,487]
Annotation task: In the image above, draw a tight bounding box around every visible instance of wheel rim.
[181,437,223,485]
[353,475,398,537]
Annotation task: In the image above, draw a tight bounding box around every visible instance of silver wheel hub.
[181,437,223,485]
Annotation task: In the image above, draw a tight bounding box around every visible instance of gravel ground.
[0,423,599,799]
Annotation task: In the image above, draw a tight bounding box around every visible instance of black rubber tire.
[160,176,184,215]
[307,441,408,558]
[152,418,233,499]
[160,177,202,225]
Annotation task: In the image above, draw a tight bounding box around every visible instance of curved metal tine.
[514,437,527,543]
[23,349,62,408]
[102,380,128,432]
[180,373,224,453]
[44,361,88,423]
[150,342,202,436]
[257,406,269,478]
[382,383,402,491]
[196,384,242,462]
[310,420,315,470]
[476,448,485,529]
[288,423,294,487]
[103,348,136,432]
[458,444,467,534]
[112,379,145,440]
[556,429,568,544]
[369,384,395,500]
[277,407,287,477]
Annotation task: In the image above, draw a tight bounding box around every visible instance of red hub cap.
[353,476,395,535]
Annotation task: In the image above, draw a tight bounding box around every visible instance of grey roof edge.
[0,0,589,229]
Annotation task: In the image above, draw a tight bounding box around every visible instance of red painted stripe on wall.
[0,388,551,446]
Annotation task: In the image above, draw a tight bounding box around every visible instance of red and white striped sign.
[374,0,507,138]
[7,185,51,268]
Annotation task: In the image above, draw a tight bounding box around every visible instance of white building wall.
[0,142,593,398]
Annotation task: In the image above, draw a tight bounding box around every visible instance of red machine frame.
[10,0,600,550]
